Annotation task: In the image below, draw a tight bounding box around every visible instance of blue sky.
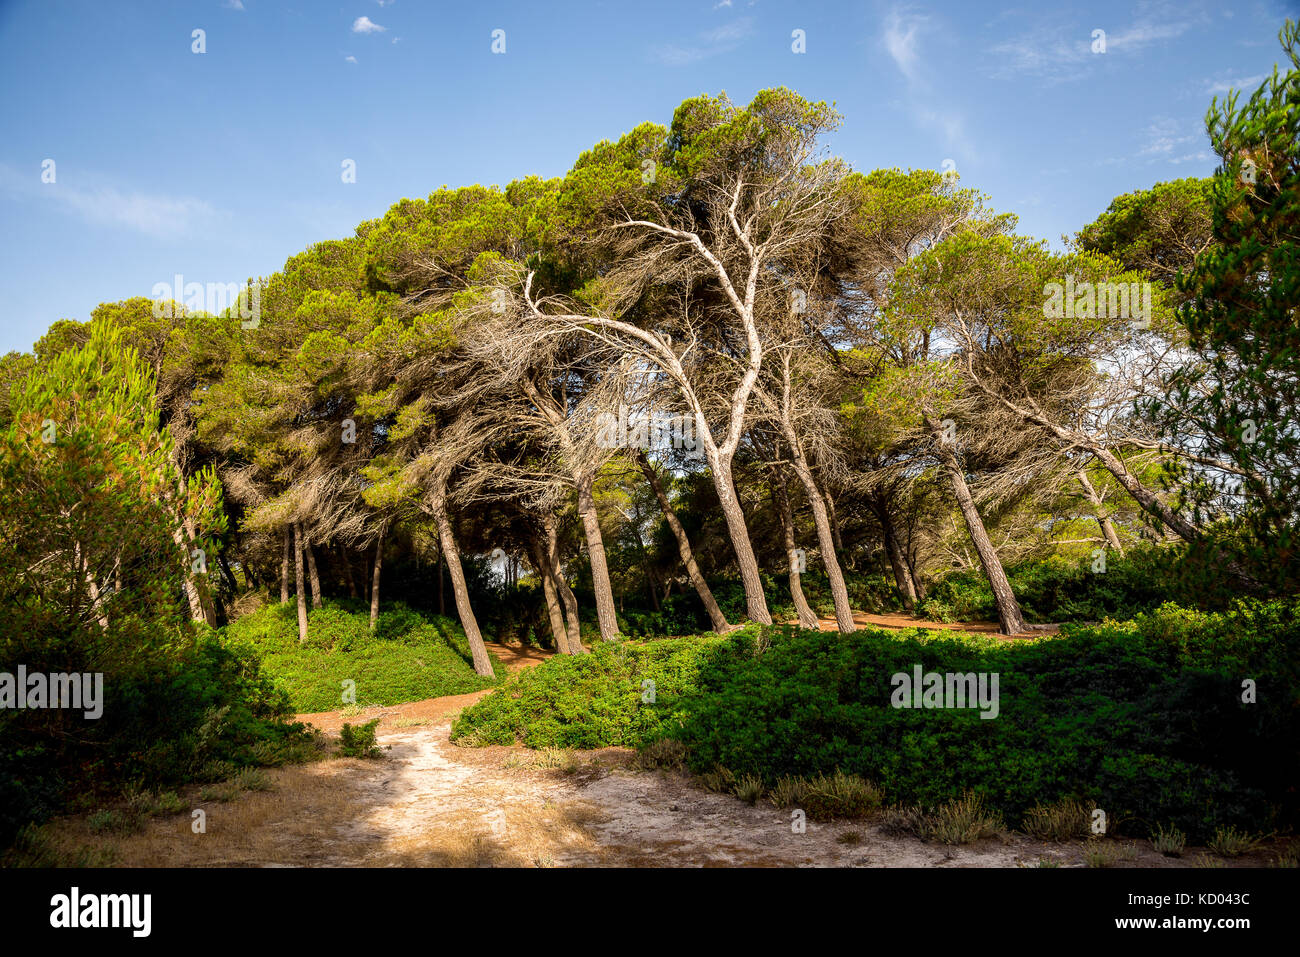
[0,0,1295,353]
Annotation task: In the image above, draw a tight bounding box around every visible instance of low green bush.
[669,600,1299,842]
[449,627,751,749]
[220,599,502,712]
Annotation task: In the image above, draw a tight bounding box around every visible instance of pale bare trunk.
[636,450,732,632]
[369,523,384,633]
[529,535,573,654]
[293,522,308,643]
[708,447,772,624]
[280,526,290,604]
[1077,469,1124,554]
[879,505,918,612]
[545,512,585,654]
[929,421,1027,635]
[305,537,323,609]
[576,470,620,641]
[431,485,494,677]
[775,474,819,629]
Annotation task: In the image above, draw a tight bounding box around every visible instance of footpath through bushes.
[452,600,1300,842]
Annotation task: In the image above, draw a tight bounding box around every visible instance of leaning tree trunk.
[575,469,620,641]
[825,486,846,556]
[928,419,1027,635]
[430,483,494,677]
[293,522,309,643]
[707,448,773,625]
[636,450,732,633]
[281,525,290,604]
[1077,469,1124,554]
[544,512,585,654]
[304,536,323,610]
[879,504,918,612]
[529,535,574,654]
[774,473,819,630]
[776,357,856,631]
[369,523,385,633]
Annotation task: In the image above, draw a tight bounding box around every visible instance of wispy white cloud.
[0,164,218,238]
[989,3,1203,82]
[345,55,358,64]
[880,7,977,162]
[352,16,386,34]
[650,16,753,65]
[1205,72,1265,94]
[883,9,927,82]
[223,0,244,9]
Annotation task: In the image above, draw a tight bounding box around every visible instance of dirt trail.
[815,610,1060,639]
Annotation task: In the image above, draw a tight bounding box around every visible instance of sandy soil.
[812,610,1061,639]
[37,635,1279,868]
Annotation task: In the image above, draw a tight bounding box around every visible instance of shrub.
[667,599,1300,843]
[919,792,1003,845]
[733,774,765,805]
[1022,801,1091,842]
[339,719,384,759]
[801,772,882,819]
[1152,823,1186,857]
[1208,826,1260,857]
[450,634,726,749]
[221,600,502,713]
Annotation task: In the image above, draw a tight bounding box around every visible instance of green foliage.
[339,719,383,759]
[220,599,502,712]
[921,544,1242,623]
[1142,22,1300,593]
[450,633,729,749]
[666,601,1299,843]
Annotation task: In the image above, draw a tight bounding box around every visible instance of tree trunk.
[878,502,918,612]
[774,473,819,629]
[575,469,620,641]
[825,487,846,555]
[529,534,573,654]
[929,420,1027,635]
[305,537,323,610]
[776,356,856,631]
[636,450,732,632]
[544,512,585,654]
[708,449,772,624]
[431,484,495,677]
[1077,468,1124,554]
[293,522,308,643]
[369,523,385,633]
[217,552,239,596]
[280,525,290,604]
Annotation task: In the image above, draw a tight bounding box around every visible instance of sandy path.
[815,610,1061,639]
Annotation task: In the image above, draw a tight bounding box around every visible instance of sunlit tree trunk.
[575,470,619,640]
[430,481,494,677]
[928,418,1026,635]
[293,522,308,643]
[636,450,732,633]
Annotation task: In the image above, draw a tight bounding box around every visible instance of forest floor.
[38,627,1276,868]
